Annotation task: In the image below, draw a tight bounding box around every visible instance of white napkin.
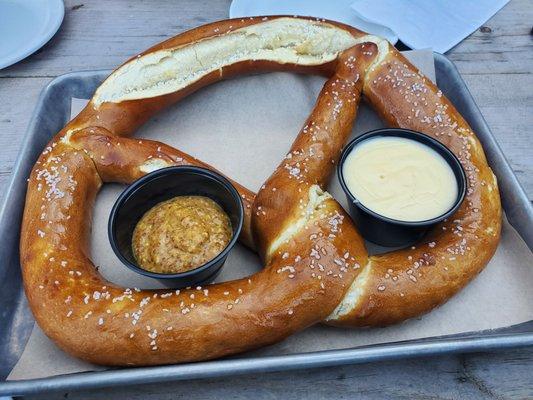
[229,0,399,44]
[350,0,510,53]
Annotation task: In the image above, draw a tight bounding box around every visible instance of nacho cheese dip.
[132,196,232,274]
[342,136,458,222]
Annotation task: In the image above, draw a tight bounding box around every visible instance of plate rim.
[0,0,65,70]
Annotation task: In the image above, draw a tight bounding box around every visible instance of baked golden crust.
[20,16,501,366]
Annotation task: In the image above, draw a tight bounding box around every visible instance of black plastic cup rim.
[338,128,467,228]
[108,166,244,281]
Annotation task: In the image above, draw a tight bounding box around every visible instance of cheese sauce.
[342,136,458,222]
[132,196,232,273]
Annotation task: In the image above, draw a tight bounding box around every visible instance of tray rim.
[2,332,533,396]
[1,53,532,396]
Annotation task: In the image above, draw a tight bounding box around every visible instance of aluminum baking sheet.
[0,53,532,396]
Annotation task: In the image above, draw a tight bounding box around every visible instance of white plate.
[229,0,398,44]
[0,0,64,69]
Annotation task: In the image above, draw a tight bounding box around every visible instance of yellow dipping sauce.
[342,136,458,222]
[132,196,232,274]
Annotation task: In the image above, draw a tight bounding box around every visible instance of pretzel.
[21,16,501,366]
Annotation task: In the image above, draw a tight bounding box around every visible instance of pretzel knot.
[21,17,501,366]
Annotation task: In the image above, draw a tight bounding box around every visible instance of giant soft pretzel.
[21,17,501,366]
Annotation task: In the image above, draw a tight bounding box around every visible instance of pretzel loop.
[21,17,501,366]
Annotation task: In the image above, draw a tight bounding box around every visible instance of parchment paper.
[9,51,533,380]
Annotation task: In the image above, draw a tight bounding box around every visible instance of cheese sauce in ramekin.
[337,129,466,247]
[341,136,458,222]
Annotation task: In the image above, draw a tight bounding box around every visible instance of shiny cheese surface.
[342,136,458,222]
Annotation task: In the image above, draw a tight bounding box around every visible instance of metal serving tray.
[1,54,532,396]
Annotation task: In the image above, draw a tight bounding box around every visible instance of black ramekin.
[338,128,466,247]
[108,166,243,287]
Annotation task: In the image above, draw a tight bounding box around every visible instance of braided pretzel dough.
[21,17,501,366]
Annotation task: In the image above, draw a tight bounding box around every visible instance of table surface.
[1,1,532,399]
